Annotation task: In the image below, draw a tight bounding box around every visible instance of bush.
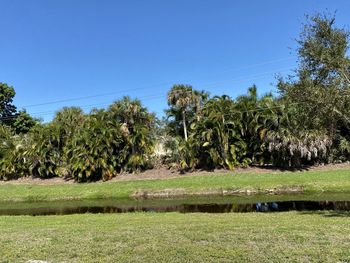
[0,126,30,179]
[65,111,128,182]
[265,130,332,167]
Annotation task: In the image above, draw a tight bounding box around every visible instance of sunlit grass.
[0,168,349,202]
[0,211,349,262]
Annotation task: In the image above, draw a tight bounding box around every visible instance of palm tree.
[28,124,61,178]
[167,85,197,141]
[66,110,127,181]
[108,97,156,172]
[193,89,209,121]
[235,85,279,163]
[0,125,30,179]
[52,107,85,153]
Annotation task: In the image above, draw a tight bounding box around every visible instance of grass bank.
[0,212,349,262]
[0,168,350,202]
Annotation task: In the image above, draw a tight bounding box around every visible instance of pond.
[0,193,349,216]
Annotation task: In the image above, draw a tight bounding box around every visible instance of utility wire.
[0,57,297,121]
[0,100,297,123]
[28,93,165,116]
[17,57,296,109]
[0,66,293,121]
[2,66,295,121]
[18,83,170,108]
[0,94,166,121]
[198,67,293,89]
[196,57,295,80]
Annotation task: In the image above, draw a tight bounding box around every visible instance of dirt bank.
[1,162,349,185]
[132,186,305,199]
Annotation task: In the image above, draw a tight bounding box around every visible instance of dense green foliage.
[0,13,349,181]
[0,97,155,181]
[0,83,17,126]
[164,13,350,170]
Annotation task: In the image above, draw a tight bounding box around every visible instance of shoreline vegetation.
[0,166,349,203]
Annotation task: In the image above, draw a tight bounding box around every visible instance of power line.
[30,94,165,116]
[199,57,295,77]
[3,66,295,121]
[198,67,293,89]
[17,57,296,109]
[0,57,297,122]
[0,99,298,123]
[0,94,166,121]
[18,83,171,108]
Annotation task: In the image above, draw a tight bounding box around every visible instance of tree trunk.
[182,111,188,141]
[196,100,201,122]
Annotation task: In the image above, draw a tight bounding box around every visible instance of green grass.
[1,168,350,202]
[0,169,350,202]
[0,211,349,262]
[1,169,349,262]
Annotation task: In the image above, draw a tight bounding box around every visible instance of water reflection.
[0,200,349,216]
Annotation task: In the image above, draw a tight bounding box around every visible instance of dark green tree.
[0,83,17,126]
[278,13,350,138]
[277,12,350,163]
[12,110,39,134]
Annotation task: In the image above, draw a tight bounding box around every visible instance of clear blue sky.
[1,0,350,121]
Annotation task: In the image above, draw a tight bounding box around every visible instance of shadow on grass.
[251,164,312,172]
[298,210,350,217]
[179,164,313,175]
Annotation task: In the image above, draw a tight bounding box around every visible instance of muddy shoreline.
[132,186,305,200]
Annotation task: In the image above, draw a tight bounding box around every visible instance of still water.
[0,193,349,216]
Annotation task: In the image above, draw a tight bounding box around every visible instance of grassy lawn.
[0,211,348,262]
[0,168,350,202]
[1,169,349,262]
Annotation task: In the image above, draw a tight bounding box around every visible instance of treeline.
[0,98,156,181]
[1,13,350,181]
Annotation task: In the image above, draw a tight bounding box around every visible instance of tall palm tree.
[167,85,197,141]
